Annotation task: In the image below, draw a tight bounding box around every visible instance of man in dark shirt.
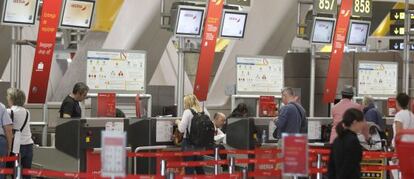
[59,82,89,118]
[273,87,307,139]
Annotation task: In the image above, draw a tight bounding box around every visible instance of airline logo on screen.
[13,0,30,6]
[71,3,87,11]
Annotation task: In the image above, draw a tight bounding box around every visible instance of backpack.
[187,109,215,147]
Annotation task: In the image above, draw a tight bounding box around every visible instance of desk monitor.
[174,6,205,37]
[60,0,95,29]
[1,0,39,26]
[311,17,335,44]
[347,20,370,46]
[220,10,248,39]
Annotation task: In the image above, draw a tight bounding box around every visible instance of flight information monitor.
[1,0,39,26]
[220,10,248,39]
[347,20,370,46]
[311,17,335,44]
[60,0,95,29]
[174,6,205,37]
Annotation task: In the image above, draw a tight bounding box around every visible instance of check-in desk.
[55,118,129,172]
[128,117,177,174]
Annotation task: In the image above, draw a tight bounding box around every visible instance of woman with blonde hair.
[6,88,33,179]
[176,94,210,175]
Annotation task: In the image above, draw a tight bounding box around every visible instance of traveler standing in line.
[0,102,13,179]
[330,86,362,143]
[363,96,386,132]
[328,108,365,179]
[59,82,89,118]
[392,93,414,146]
[273,87,307,139]
[6,88,33,179]
[176,94,210,175]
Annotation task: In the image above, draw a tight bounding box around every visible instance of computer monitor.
[347,20,370,46]
[220,10,248,39]
[311,17,336,44]
[1,0,39,26]
[174,6,205,37]
[60,0,95,29]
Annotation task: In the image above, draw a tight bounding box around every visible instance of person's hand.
[175,119,180,126]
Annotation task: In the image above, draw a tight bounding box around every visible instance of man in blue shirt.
[363,96,385,131]
[273,87,307,139]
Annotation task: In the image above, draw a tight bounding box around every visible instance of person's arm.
[327,146,336,179]
[275,107,288,138]
[178,110,191,133]
[4,124,13,154]
[60,101,73,118]
[394,121,403,136]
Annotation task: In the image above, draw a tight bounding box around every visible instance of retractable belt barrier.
[0,148,401,178]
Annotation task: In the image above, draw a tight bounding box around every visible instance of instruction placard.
[101,131,126,178]
[236,56,284,94]
[87,50,146,93]
[358,61,398,97]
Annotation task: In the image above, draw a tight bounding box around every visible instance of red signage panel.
[193,0,225,101]
[27,0,63,103]
[282,134,308,176]
[97,93,116,117]
[322,0,353,103]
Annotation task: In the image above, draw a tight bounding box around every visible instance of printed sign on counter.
[236,56,284,95]
[87,50,146,93]
[60,0,95,29]
[97,93,116,117]
[156,121,174,142]
[1,0,39,25]
[358,61,398,97]
[282,134,308,177]
[101,131,126,178]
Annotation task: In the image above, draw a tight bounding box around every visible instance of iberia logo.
[71,3,87,11]
[15,0,30,6]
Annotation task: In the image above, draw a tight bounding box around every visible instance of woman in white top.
[393,93,414,146]
[176,94,209,175]
[6,88,33,179]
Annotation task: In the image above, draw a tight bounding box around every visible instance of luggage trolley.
[395,129,414,179]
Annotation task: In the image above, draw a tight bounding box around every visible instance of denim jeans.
[0,136,7,179]
[20,144,33,179]
[181,139,205,175]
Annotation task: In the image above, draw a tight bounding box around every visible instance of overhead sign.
[86,50,146,93]
[358,61,398,97]
[174,6,205,37]
[390,24,405,36]
[220,10,248,39]
[390,9,414,20]
[311,17,336,44]
[314,0,337,15]
[28,0,63,103]
[282,134,308,177]
[1,0,39,26]
[193,0,225,101]
[60,0,95,29]
[389,39,414,50]
[323,0,353,103]
[352,0,372,17]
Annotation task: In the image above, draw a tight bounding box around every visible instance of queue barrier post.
[242,167,248,179]
[229,157,235,174]
[316,153,322,179]
[161,160,167,177]
[214,147,219,175]
[167,170,175,179]
[14,154,22,179]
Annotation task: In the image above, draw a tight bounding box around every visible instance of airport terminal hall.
[1,0,414,178]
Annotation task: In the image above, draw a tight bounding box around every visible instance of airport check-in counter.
[55,118,129,172]
[128,117,177,174]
